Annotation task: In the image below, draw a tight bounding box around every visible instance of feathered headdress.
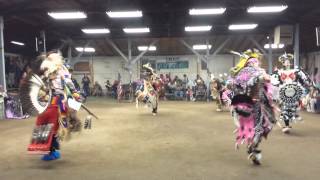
[278,53,294,64]
[19,51,63,115]
[142,63,155,74]
[230,49,262,76]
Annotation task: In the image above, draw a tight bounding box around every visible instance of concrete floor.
[0,98,320,180]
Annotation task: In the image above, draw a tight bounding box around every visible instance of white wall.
[71,54,236,87]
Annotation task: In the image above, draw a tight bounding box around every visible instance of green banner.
[156,61,189,70]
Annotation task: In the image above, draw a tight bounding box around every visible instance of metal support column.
[205,39,210,102]
[0,16,6,119]
[67,45,72,63]
[41,30,46,54]
[128,39,132,83]
[294,23,300,68]
[205,39,210,73]
[268,36,273,74]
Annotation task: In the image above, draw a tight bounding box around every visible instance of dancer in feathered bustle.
[229,49,276,165]
[20,52,90,161]
[271,53,312,133]
[135,63,159,115]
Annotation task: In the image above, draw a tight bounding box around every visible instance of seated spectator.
[167,80,176,93]
[111,80,119,98]
[186,86,195,101]
[195,74,205,86]
[92,81,103,96]
[174,76,184,99]
[305,87,320,113]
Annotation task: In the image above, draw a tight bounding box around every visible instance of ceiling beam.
[249,36,267,55]
[75,40,92,60]
[180,39,207,63]
[212,37,231,56]
[106,39,129,62]
[131,40,158,65]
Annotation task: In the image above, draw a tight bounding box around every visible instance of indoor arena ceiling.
[1,0,320,57]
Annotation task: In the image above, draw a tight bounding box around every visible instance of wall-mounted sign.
[165,57,180,62]
[156,61,189,70]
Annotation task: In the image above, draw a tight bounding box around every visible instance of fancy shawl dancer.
[135,63,159,115]
[271,53,312,133]
[229,49,276,165]
[20,51,96,161]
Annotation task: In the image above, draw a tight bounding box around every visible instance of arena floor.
[0,98,320,180]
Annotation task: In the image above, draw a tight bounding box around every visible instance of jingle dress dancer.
[271,53,312,133]
[229,49,276,165]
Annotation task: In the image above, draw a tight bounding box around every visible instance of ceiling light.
[189,8,226,15]
[48,11,87,19]
[10,41,25,46]
[82,28,110,34]
[264,43,285,49]
[123,27,150,33]
[247,5,288,13]
[138,46,157,51]
[185,26,212,32]
[76,47,95,52]
[228,24,258,30]
[106,10,142,18]
[193,44,212,50]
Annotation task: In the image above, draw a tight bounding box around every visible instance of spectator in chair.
[174,76,184,99]
[92,81,103,96]
[312,67,320,89]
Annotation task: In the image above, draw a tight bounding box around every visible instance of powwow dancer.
[271,53,312,133]
[20,51,97,161]
[210,78,232,111]
[229,49,276,165]
[135,63,159,115]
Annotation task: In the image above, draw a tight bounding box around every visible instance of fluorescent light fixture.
[228,24,258,30]
[48,11,87,19]
[247,5,288,13]
[264,43,285,49]
[138,46,157,51]
[123,27,150,33]
[185,25,212,32]
[82,28,110,34]
[75,47,95,52]
[10,41,25,46]
[193,44,212,50]
[106,10,142,18]
[189,8,226,15]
